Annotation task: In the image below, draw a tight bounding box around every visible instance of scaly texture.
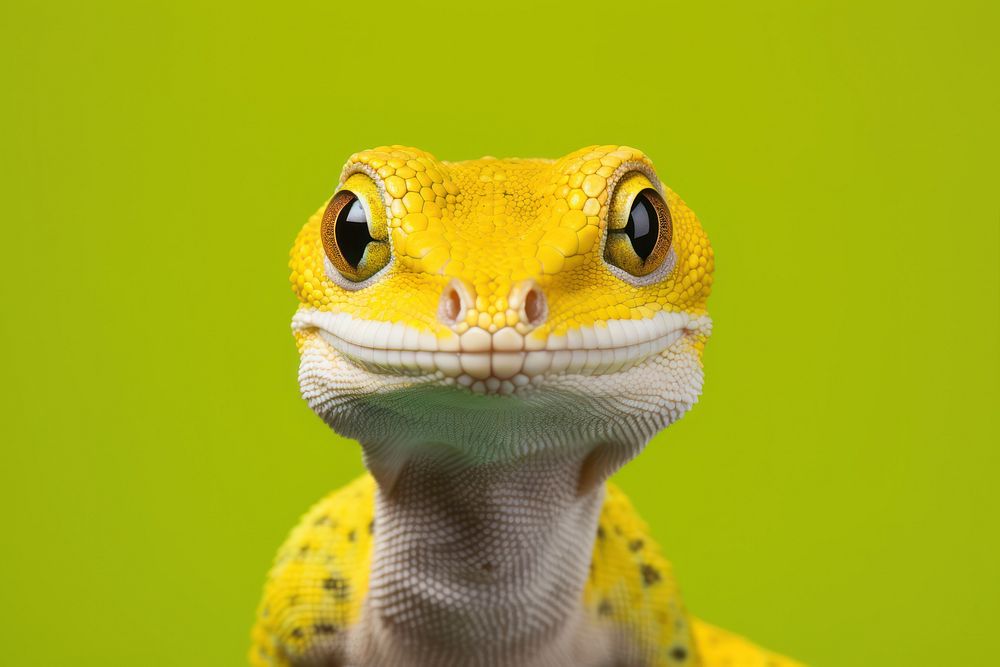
[253,145,800,666]
[252,476,799,667]
[251,476,375,665]
[288,145,712,338]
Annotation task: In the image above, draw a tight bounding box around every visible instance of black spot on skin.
[314,623,338,635]
[598,599,613,616]
[670,646,688,661]
[597,526,606,540]
[614,525,623,536]
[299,544,310,556]
[347,529,356,542]
[640,563,661,586]
[290,627,304,639]
[314,515,330,526]
[368,520,375,534]
[323,577,350,600]
[628,539,644,552]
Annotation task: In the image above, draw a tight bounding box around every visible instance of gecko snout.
[438,279,547,332]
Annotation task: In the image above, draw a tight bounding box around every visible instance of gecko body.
[251,146,800,667]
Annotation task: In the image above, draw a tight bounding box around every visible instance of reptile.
[250,145,801,667]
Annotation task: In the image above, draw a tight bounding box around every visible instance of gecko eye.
[623,193,658,260]
[330,194,373,265]
[604,174,672,278]
[321,176,390,283]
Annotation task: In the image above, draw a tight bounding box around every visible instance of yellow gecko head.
[290,145,713,462]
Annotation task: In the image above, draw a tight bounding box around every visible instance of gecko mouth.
[293,309,710,396]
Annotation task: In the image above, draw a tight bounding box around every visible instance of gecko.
[250,145,802,667]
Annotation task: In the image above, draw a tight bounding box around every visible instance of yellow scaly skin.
[251,146,801,666]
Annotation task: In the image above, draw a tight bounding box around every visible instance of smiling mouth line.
[293,310,710,395]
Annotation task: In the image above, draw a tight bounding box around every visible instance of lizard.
[250,145,802,667]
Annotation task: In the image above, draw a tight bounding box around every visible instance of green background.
[2,1,996,665]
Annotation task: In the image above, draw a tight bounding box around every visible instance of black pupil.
[624,192,658,260]
[335,197,373,267]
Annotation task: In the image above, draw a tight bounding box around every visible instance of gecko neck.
[350,442,625,667]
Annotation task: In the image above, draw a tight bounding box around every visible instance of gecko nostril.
[438,279,473,326]
[522,285,546,326]
[509,280,547,329]
[444,289,461,321]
